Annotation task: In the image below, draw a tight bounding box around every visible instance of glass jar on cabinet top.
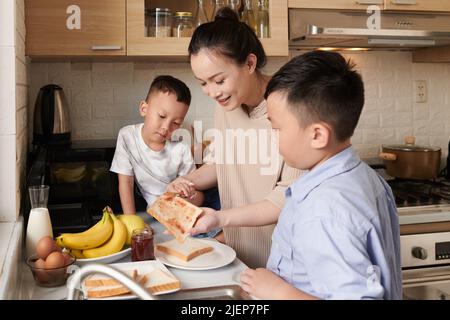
[173,12,195,37]
[195,0,209,27]
[256,0,270,38]
[228,0,240,15]
[147,8,172,37]
[241,0,257,33]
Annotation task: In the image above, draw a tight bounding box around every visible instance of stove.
[389,178,450,208]
[384,176,450,299]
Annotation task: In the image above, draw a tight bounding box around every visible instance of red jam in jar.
[131,226,155,261]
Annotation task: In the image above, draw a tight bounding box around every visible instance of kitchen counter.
[0,220,23,299]
[19,212,248,300]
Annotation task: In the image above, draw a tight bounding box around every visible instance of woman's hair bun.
[214,6,240,23]
[188,4,267,70]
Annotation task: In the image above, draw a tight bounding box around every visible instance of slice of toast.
[156,238,214,262]
[86,273,149,298]
[147,192,203,243]
[144,268,181,294]
[84,269,138,287]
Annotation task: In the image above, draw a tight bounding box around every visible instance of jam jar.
[131,225,155,261]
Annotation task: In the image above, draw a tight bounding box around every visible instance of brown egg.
[34,258,46,269]
[33,258,49,284]
[36,236,58,260]
[44,251,66,269]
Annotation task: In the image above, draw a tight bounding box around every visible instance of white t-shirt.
[110,123,195,207]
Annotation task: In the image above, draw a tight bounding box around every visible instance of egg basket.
[26,253,76,287]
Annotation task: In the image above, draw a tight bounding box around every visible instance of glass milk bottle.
[26,185,53,257]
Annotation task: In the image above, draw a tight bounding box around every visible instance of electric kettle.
[33,84,71,145]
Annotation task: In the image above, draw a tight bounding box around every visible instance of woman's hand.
[188,207,221,235]
[167,176,197,199]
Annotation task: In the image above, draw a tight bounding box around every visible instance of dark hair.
[265,51,365,141]
[188,7,266,69]
[146,75,191,105]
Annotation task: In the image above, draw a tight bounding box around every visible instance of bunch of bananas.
[56,206,127,259]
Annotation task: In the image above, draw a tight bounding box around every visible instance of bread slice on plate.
[144,268,181,294]
[81,260,181,299]
[156,238,214,262]
[147,192,203,243]
[85,273,149,298]
[84,269,138,287]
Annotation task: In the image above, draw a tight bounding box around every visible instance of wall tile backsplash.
[0,0,28,221]
[29,51,450,161]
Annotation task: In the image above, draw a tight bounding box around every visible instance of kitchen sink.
[162,285,253,300]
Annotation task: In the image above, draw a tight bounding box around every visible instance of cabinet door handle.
[90,45,122,50]
[355,0,383,4]
[391,0,417,4]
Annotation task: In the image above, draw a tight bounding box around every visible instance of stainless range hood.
[289,9,450,50]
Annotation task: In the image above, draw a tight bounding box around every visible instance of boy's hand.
[167,177,197,199]
[188,207,220,236]
[240,268,289,300]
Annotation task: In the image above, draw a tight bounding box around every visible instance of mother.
[168,7,301,268]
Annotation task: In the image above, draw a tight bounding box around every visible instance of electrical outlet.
[415,80,427,103]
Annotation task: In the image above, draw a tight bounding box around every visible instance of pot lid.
[382,144,441,152]
[382,136,441,152]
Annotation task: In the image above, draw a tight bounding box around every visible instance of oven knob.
[412,247,428,260]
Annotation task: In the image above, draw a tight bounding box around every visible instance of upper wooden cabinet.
[127,0,288,57]
[288,0,385,10]
[25,0,126,57]
[289,0,450,12]
[26,0,287,58]
[385,0,450,12]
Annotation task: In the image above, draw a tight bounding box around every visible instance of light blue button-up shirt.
[266,146,402,300]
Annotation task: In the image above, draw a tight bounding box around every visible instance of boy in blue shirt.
[190,51,402,299]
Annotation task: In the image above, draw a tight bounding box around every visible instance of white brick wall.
[342,51,450,161]
[29,51,450,162]
[15,0,29,221]
[0,0,28,222]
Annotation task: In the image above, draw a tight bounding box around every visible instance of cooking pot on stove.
[379,136,441,180]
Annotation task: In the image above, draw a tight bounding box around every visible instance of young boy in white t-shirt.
[111,75,204,214]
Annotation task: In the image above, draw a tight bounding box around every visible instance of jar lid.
[131,225,154,237]
[174,11,193,18]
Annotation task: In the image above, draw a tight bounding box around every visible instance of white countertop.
[0,222,15,278]
[19,212,248,300]
[0,220,23,300]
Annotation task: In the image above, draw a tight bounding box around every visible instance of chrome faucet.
[66,263,157,300]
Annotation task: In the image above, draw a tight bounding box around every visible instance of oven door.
[403,265,450,300]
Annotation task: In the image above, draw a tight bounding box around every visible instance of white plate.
[80,260,180,300]
[75,247,131,265]
[155,239,236,270]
